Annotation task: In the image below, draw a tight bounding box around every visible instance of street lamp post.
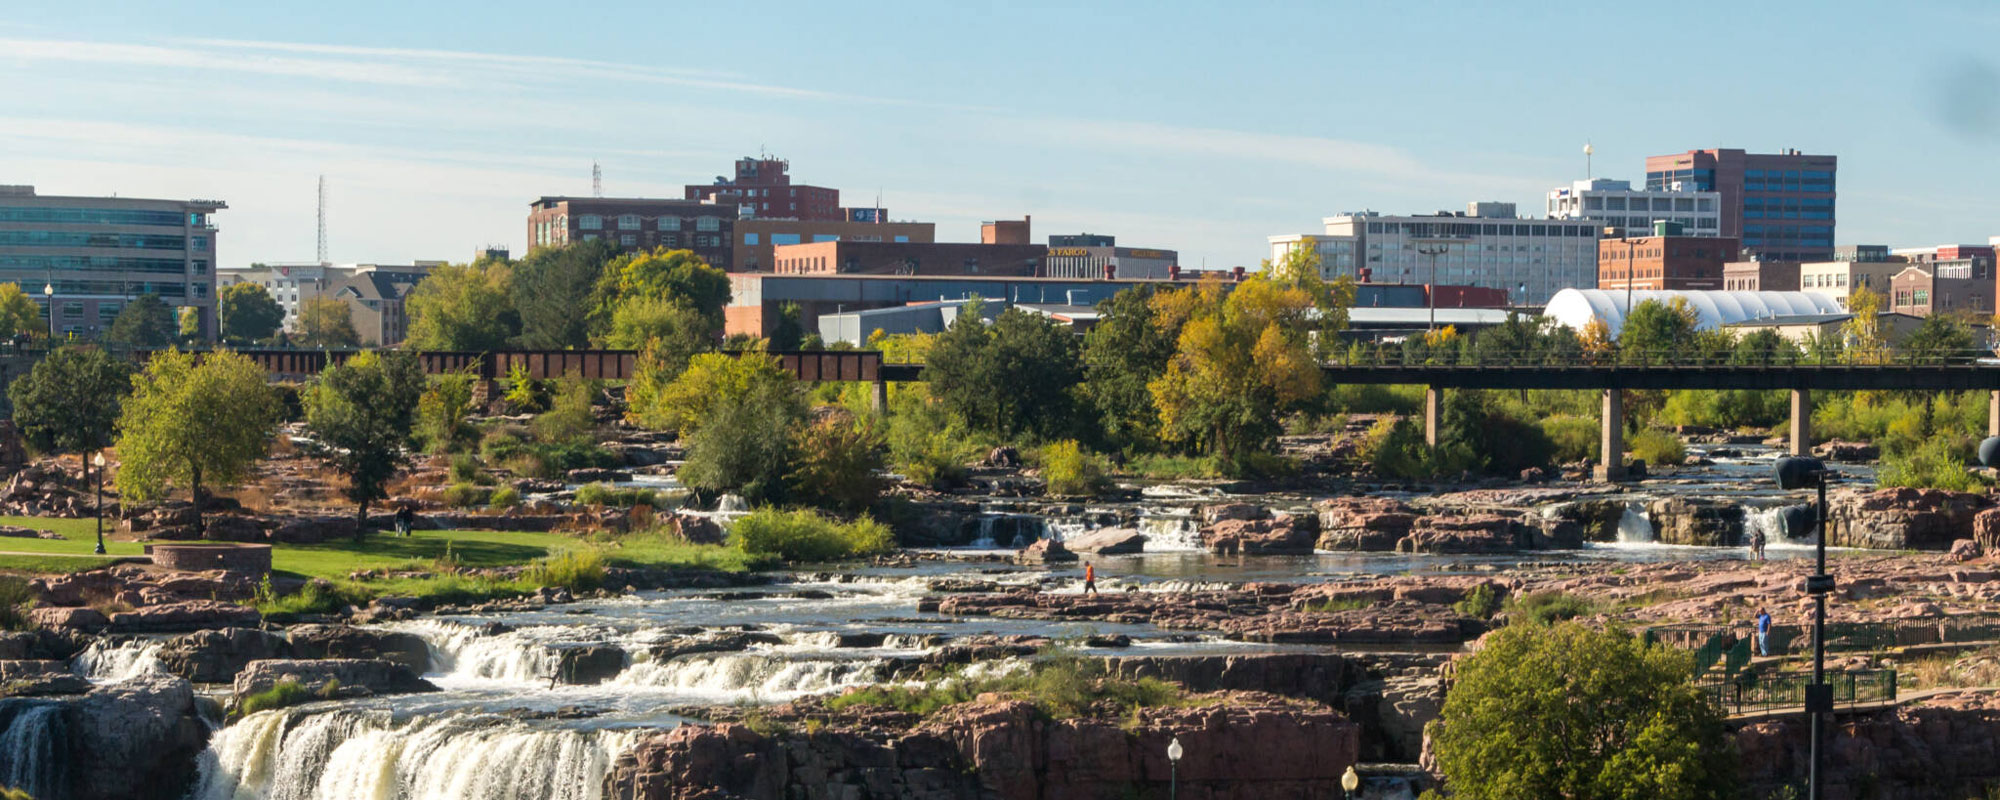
[41,282,54,341]
[1415,241,1452,332]
[1775,456,1837,800]
[91,452,106,555]
[1342,764,1362,799]
[1166,736,1182,800]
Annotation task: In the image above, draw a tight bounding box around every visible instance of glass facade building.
[0,186,224,339]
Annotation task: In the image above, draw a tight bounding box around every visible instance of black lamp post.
[1166,736,1182,800]
[1342,764,1362,799]
[1774,455,1836,800]
[91,451,107,555]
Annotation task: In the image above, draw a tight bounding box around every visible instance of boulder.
[553,645,626,685]
[1015,537,1079,565]
[1547,498,1628,543]
[1951,538,1983,563]
[1316,498,1418,551]
[646,631,782,661]
[231,658,438,700]
[28,606,109,633]
[1648,497,1744,546]
[565,468,633,484]
[1975,507,2000,556]
[1201,502,1269,525]
[66,675,213,800]
[270,516,358,544]
[657,513,725,545]
[1813,440,1881,462]
[984,446,1022,468]
[1828,487,1987,550]
[109,601,261,633]
[1205,511,1319,555]
[202,514,266,543]
[157,627,292,684]
[286,624,432,673]
[1395,515,1524,554]
[1065,527,1145,555]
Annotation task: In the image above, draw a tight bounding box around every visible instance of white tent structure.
[1542,289,1847,337]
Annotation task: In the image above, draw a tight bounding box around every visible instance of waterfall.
[396,621,562,684]
[1138,516,1204,552]
[193,709,637,800]
[1616,502,1655,543]
[1042,517,1088,543]
[610,653,883,700]
[971,517,997,548]
[1748,503,1814,546]
[72,637,166,682]
[0,701,65,800]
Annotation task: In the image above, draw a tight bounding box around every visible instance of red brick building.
[684,157,841,221]
[1722,259,1801,292]
[525,196,733,266]
[1597,235,1738,291]
[771,241,1048,277]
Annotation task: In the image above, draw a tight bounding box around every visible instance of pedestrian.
[1755,608,1773,657]
[1751,527,1767,562]
[395,504,414,538]
[1083,562,1098,596]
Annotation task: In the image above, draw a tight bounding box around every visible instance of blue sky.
[3,0,1998,270]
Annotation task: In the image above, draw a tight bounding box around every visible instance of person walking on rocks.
[1750,527,1767,562]
[1082,562,1099,596]
[1755,608,1773,657]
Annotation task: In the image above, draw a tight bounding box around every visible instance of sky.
[3,0,1999,270]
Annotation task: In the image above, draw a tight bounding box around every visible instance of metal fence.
[1700,668,1898,716]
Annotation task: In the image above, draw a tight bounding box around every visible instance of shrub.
[448,453,482,484]
[1362,417,1431,480]
[254,579,369,619]
[729,508,894,562]
[1627,428,1685,467]
[488,486,521,509]
[440,482,486,509]
[1126,454,1215,480]
[533,374,599,444]
[1540,415,1598,464]
[575,482,657,508]
[786,414,888,514]
[480,427,530,463]
[502,363,550,413]
[524,548,605,592]
[1454,583,1503,619]
[1878,435,1987,492]
[1039,440,1109,497]
[535,441,620,474]
[0,576,33,632]
[233,679,319,718]
[416,372,478,454]
[1505,591,1595,625]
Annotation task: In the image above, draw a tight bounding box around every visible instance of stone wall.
[145,543,271,574]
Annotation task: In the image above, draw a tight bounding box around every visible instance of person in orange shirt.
[1083,562,1098,595]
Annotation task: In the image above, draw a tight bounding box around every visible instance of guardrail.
[1701,668,1898,716]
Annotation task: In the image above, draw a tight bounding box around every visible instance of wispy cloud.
[0,38,459,87]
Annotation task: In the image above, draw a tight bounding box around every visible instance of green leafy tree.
[1433,389,1555,477]
[415,370,478,454]
[657,353,806,504]
[1081,285,1178,453]
[515,240,618,349]
[301,351,426,533]
[7,346,133,455]
[925,303,1085,441]
[106,294,177,348]
[1900,314,1975,364]
[1730,328,1801,366]
[767,302,806,351]
[533,373,599,444]
[786,413,887,514]
[405,258,520,351]
[602,295,715,369]
[1467,313,1582,366]
[298,296,360,348]
[177,306,201,342]
[1617,297,1701,365]
[1842,286,1890,364]
[219,282,285,343]
[115,350,281,533]
[0,283,44,338]
[1429,622,1734,800]
[590,247,730,331]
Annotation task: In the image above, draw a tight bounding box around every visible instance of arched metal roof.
[1542,289,1847,336]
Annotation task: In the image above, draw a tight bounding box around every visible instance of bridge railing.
[1700,668,1898,716]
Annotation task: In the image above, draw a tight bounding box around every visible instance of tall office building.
[1643,148,1836,262]
[0,185,224,339]
[1269,202,1601,305]
[1546,179,1722,239]
[684,156,843,222]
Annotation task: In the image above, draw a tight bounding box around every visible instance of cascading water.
[1747,503,1814,546]
[1616,502,1656,543]
[1137,516,1204,552]
[72,637,167,682]
[193,708,638,800]
[0,701,65,799]
[610,653,884,700]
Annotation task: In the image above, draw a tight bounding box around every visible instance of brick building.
[1890,262,1994,317]
[1643,148,1836,262]
[684,157,841,221]
[1722,259,1801,292]
[733,218,936,272]
[770,241,1048,278]
[982,217,1031,245]
[526,196,733,267]
[1597,232,1739,291]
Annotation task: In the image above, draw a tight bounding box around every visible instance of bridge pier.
[871,379,888,415]
[1593,389,1627,482]
[1790,389,1812,457]
[1423,386,1442,448]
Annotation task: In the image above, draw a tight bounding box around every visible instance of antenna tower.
[592,162,603,197]
[316,175,328,264]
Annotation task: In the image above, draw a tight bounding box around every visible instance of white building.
[1546,178,1722,239]
[1543,288,1845,337]
[1269,202,1601,306]
[218,261,441,331]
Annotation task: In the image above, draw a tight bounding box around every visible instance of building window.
[618,215,640,230]
[620,234,637,246]
[191,236,209,251]
[894,235,910,243]
[579,215,602,230]
[192,259,209,274]
[659,217,682,231]
[696,217,721,232]
[813,234,839,243]
[98,303,120,321]
[583,234,599,241]
[771,233,801,246]
[744,233,759,245]
[660,234,678,247]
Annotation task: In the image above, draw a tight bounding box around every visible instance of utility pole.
[316,175,328,265]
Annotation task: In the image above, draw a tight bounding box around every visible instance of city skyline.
[4,1,1999,270]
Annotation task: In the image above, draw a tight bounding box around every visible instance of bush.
[524,548,605,592]
[729,508,894,562]
[1429,623,1734,799]
[786,414,887,514]
[1362,417,1431,480]
[488,486,521,509]
[575,482,657,508]
[535,441,620,474]
[533,374,599,445]
[448,453,482,484]
[1878,435,1987,492]
[1039,440,1109,497]
[1505,590,1595,625]
[254,578,369,619]
[0,576,33,632]
[440,482,486,509]
[1125,453,1216,480]
[1627,428,1685,467]
[233,679,324,718]
[502,363,550,414]
[1454,583,1502,619]
[416,372,478,454]
[886,389,981,488]
[481,427,530,463]
[1540,414,1597,464]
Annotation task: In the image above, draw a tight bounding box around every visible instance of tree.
[177,306,201,342]
[106,294,177,348]
[7,346,132,455]
[1429,622,1734,800]
[405,258,519,351]
[767,302,805,351]
[115,350,281,533]
[785,413,887,514]
[218,283,284,343]
[1081,285,1178,453]
[602,295,715,367]
[650,352,806,504]
[0,284,45,338]
[415,370,478,454]
[925,303,1086,441]
[301,351,425,534]
[590,247,730,331]
[1148,249,1350,472]
[515,240,617,349]
[1731,328,1801,366]
[298,296,360,348]
[1842,286,1890,364]
[1900,314,1975,364]
[1617,297,1702,364]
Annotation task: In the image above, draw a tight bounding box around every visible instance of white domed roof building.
[1542,289,1847,337]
